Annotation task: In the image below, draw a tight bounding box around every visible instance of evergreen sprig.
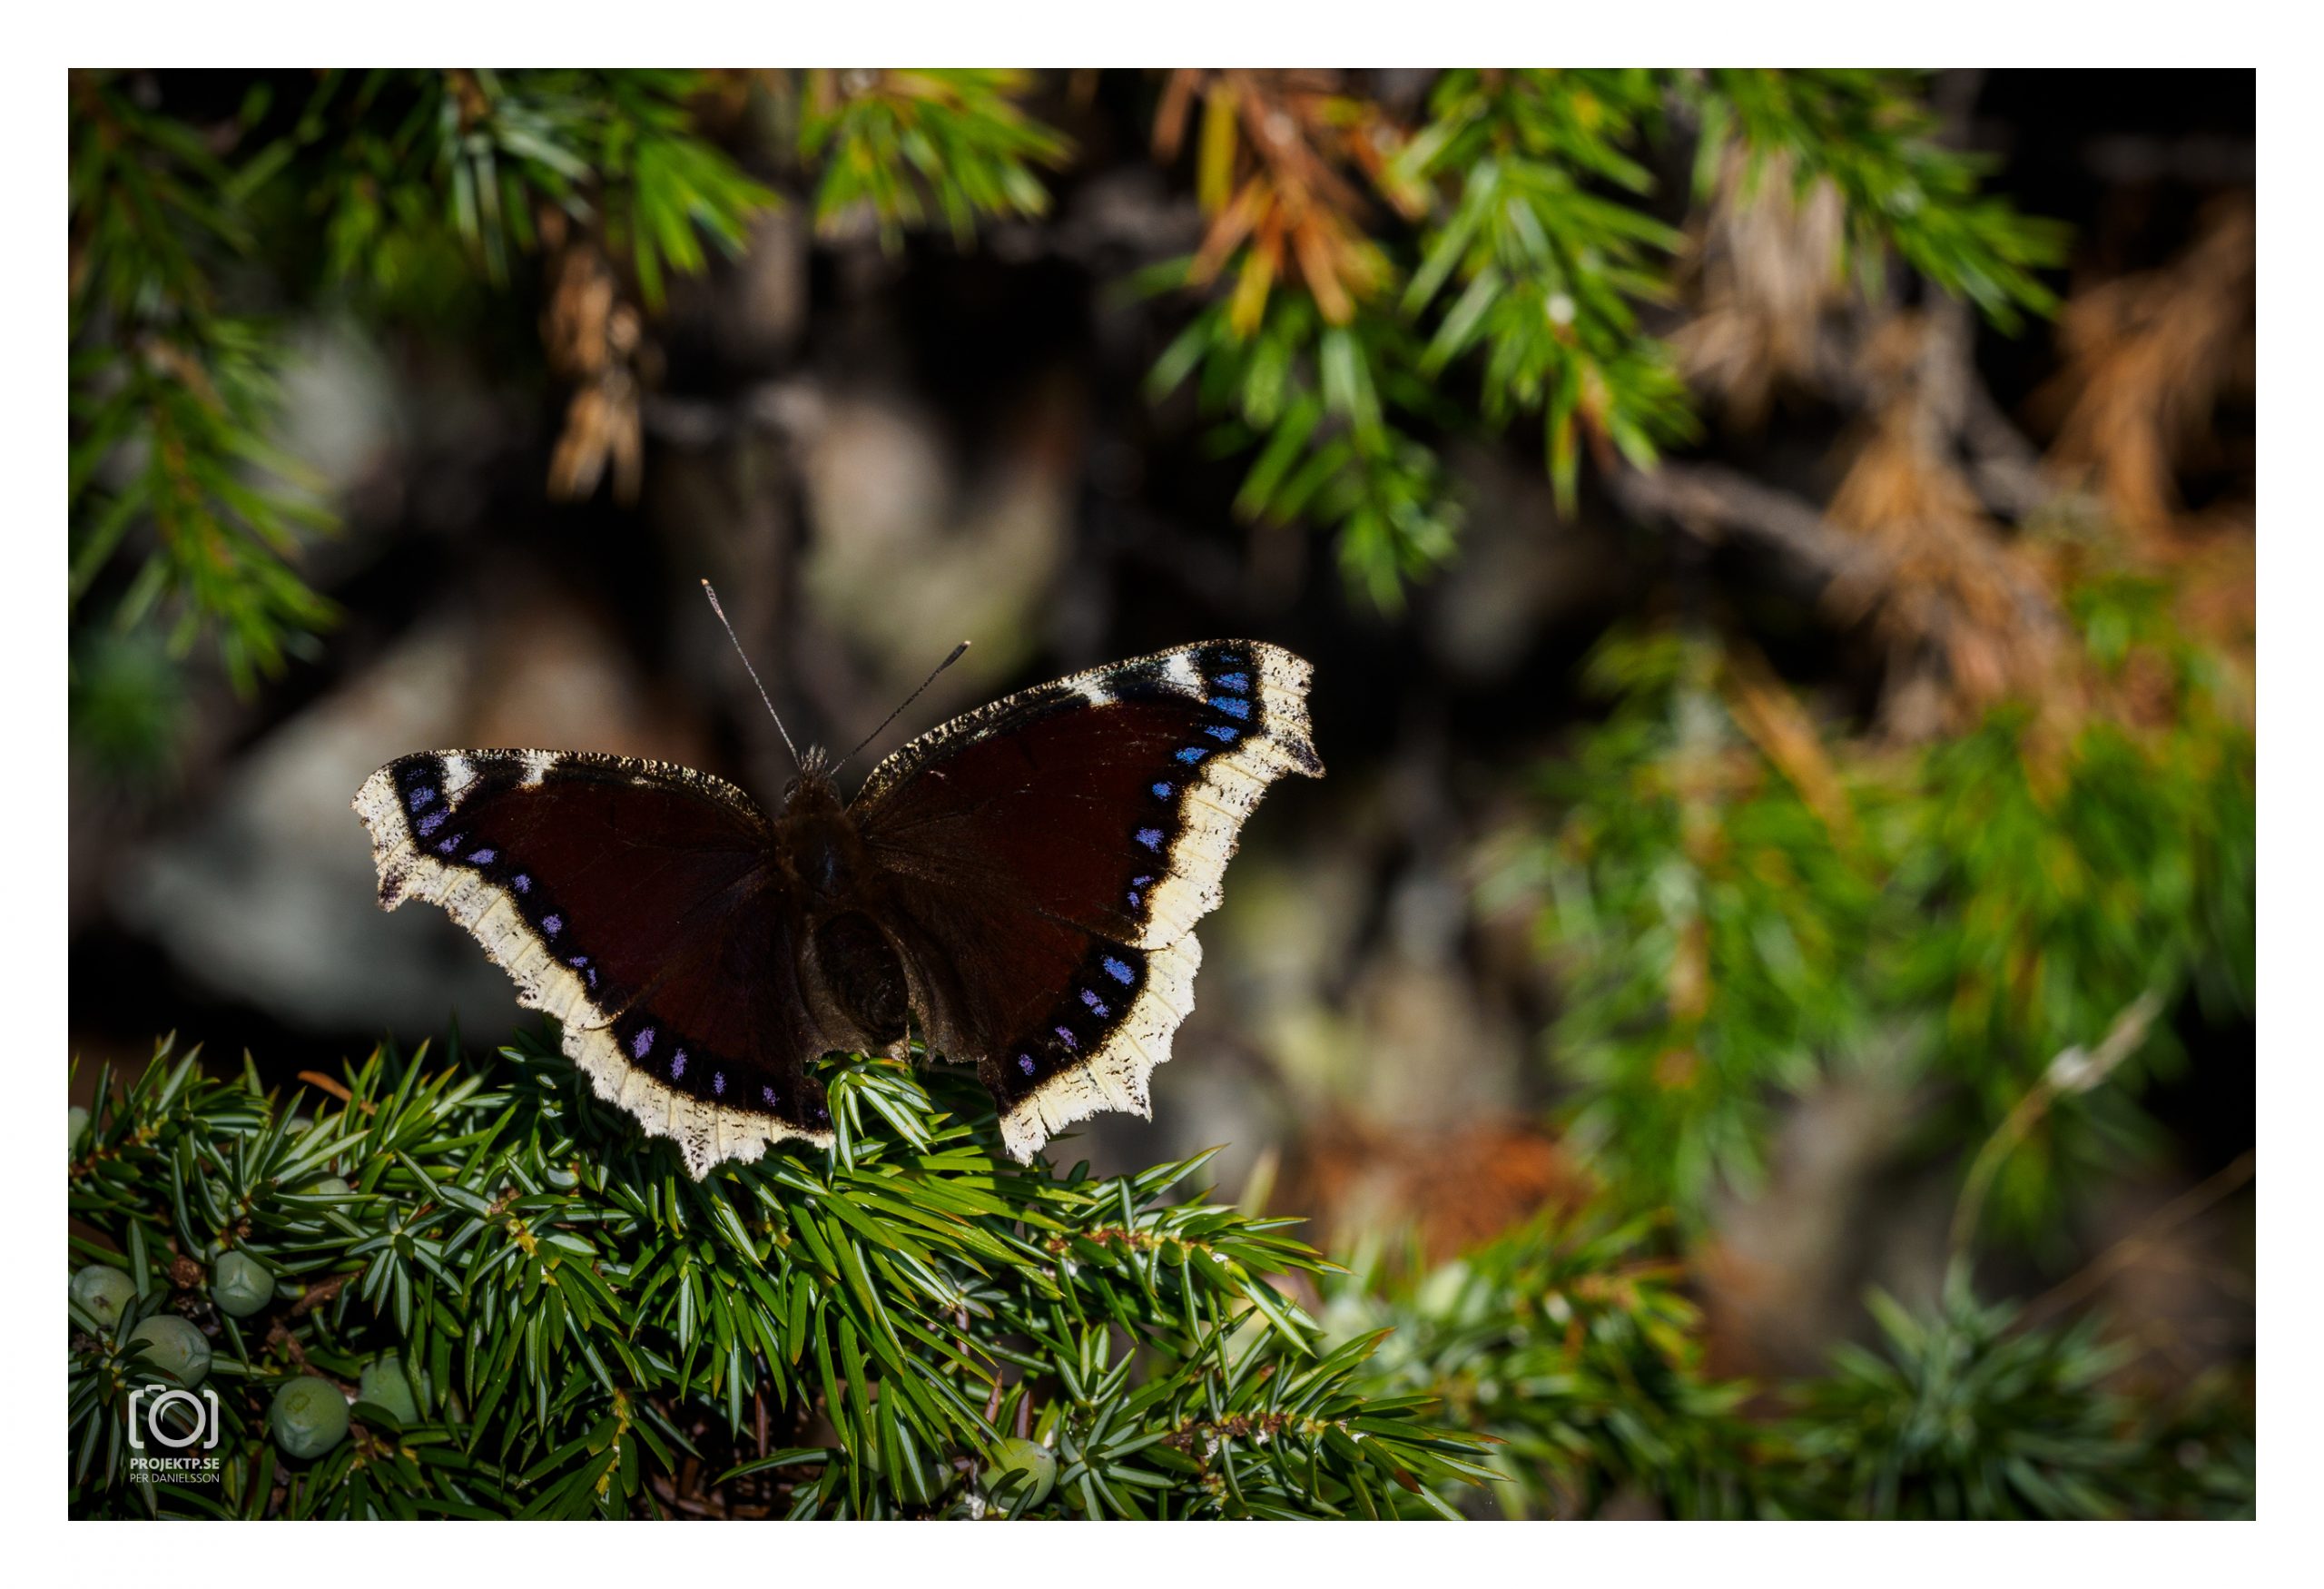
[69,76,339,696]
[800,69,1068,248]
[1694,69,2068,331]
[1142,279,1459,610]
[1144,68,2063,606]
[1323,1209,1774,1519]
[306,70,778,311]
[1398,69,1699,513]
[67,69,780,706]
[68,1031,1498,1519]
[1788,1281,2152,1519]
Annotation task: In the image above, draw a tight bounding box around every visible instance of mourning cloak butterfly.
[353,640,1322,1176]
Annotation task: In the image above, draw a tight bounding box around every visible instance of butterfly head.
[782,745,842,814]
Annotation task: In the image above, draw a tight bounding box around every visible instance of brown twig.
[290,1273,350,1318]
[294,1070,379,1115]
[2017,1150,2256,1332]
[1608,459,1891,591]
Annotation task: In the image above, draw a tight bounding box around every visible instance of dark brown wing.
[850,641,1322,1160]
[354,749,844,1176]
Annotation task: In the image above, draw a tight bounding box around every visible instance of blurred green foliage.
[68,74,337,695]
[1788,1282,2141,1518]
[69,67,1067,716]
[68,629,190,785]
[303,70,776,310]
[1493,568,2255,1241]
[800,69,1067,247]
[68,69,777,709]
[1323,1209,1774,1518]
[1693,69,2067,329]
[1332,1213,2252,1519]
[1140,281,1459,610]
[1489,632,1875,1219]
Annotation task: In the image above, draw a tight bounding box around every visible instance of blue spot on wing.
[1103,956,1135,985]
[1215,670,1250,692]
[1136,826,1164,851]
[1080,989,1110,1017]
[1206,725,1239,743]
[1210,696,1250,720]
[1175,746,1208,765]
[1152,782,1173,799]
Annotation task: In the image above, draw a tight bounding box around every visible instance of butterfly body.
[355,640,1321,1175]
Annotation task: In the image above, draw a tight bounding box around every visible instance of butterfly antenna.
[700,580,802,770]
[835,639,972,772]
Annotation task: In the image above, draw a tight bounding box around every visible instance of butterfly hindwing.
[354,749,840,1173]
[853,640,1321,1159]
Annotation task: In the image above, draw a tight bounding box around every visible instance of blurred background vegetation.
[69,68,2253,1517]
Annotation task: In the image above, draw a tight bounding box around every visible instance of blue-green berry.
[358,1354,420,1423]
[127,1315,212,1387]
[72,1265,137,1331]
[269,1375,350,1459]
[211,1249,274,1318]
[980,1436,1057,1514]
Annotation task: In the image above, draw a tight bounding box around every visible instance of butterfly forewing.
[354,749,842,1173]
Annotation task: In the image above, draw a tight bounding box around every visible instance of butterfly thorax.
[769,765,910,1047]
[773,770,862,904]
